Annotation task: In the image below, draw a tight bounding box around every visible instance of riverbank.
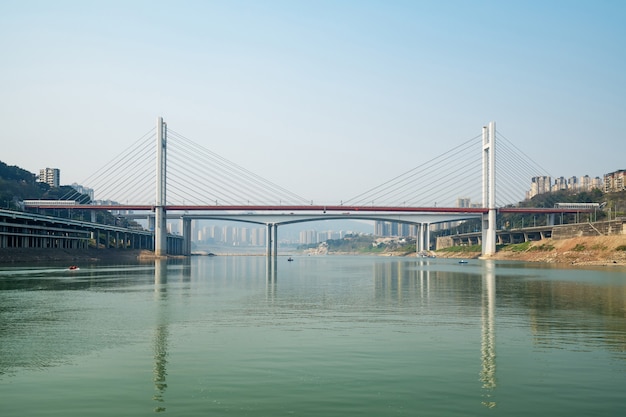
[436,235,626,266]
[3,235,626,266]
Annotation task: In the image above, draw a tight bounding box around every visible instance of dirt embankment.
[437,235,626,266]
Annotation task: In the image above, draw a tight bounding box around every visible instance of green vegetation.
[529,243,555,252]
[572,244,586,251]
[326,234,376,252]
[0,161,46,209]
[437,244,482,253]
[616,245,626,251]
[357,245,385,254]
[298,235,419,255]
[501,241,532,252]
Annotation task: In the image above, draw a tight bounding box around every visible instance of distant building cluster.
[526,174,604,199]
[375,221,417,237]
[299,230,346,244]
[456,197,482,208]
[38,167,60,188]
[195,224,267,246]
[192,225,354,246]
[70,183,94,200]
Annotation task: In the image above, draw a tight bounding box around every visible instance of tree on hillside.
[0,161,50,209]
[0,161,37,184]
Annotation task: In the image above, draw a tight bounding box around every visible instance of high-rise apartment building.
[38,168,60,188]
[374,221,416,237]
[70,183,94,200]
[526,176,552,199]
[456,197,471,208]
[299,230,318,245]
[250,227,266,246]
[553,177,568,192]
[604,170,626,193]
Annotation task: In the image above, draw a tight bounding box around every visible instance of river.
[1,256,625,416]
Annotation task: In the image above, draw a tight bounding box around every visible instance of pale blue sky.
[1,0,624,203]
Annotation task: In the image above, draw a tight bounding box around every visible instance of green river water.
[1,256,625,416]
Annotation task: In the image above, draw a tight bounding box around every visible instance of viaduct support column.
[420,223,429,252]
[182,218,192,256]
[416,223,423,252]
[155,117,168,257]
[482,121,497,256]
[266,223,273,257]
[414,224,420,255]
[272,224,278,257]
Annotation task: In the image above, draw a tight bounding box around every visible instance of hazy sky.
[1,0,624,204]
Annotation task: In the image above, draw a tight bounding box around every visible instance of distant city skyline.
[187,222,368,246]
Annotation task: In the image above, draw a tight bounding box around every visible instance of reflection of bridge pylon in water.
[480,261,497,408]
[153,259,169,412]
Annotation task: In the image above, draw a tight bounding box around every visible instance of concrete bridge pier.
[182,218,192,256]
[266,223,273,257]
[417,224,422,252]
[416,223,430,252]
[265,223,279,258]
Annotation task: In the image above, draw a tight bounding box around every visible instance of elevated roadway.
[25,204,592,257]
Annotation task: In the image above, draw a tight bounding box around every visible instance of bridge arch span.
[179,212,483,256]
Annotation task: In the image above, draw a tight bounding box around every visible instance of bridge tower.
[481,121,496,256]
[155,117,168,257]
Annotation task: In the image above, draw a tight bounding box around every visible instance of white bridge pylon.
[153,118,497,257]
[482,121,497,256]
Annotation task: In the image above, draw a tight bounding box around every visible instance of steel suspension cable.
[168,129,310,205]
[344,134,481,206]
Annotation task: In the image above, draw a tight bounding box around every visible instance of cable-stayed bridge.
[31,118,586,257]
[68,121,539,208]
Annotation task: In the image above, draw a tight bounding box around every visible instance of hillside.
[0,160,91,208]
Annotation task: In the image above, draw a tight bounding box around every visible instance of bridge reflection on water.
[148,257,498,411]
